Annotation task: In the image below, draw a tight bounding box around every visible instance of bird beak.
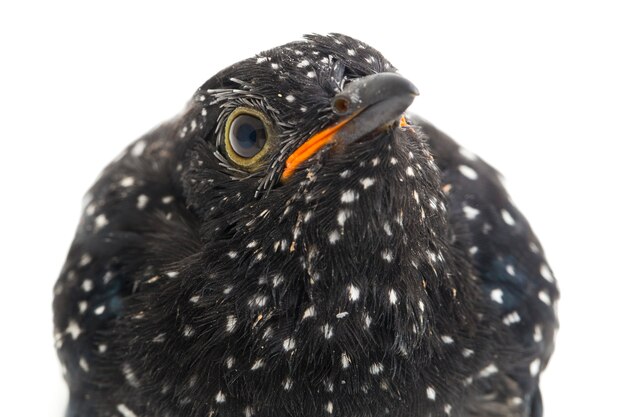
[281,72,419,181]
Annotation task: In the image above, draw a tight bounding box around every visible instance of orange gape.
[281,115,409,181]
[281,117,352,181]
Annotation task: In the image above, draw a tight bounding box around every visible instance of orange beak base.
[280,115,409,182]
[281,117,352,181]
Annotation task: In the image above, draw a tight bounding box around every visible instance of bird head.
[195,34,417,191]
[182,34,447,265]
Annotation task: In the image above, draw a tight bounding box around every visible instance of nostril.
[331,96,351,115]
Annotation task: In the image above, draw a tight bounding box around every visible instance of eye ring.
[224,107,274,169]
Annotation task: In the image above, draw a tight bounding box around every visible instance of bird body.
[53,34,558,417]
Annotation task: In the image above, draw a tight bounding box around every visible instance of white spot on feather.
[337,210,351,226]
[534,325,543,342]
[322,323,333,339]
[501,209,516,226]
[122,363,140,387]
[119,176,135,187]
[283,338,296,351]
[426,386,436,400]
[360,177,375,189]
[490,288,504,304]
[340,190,357,203]
[94,214,108,231]
[116,404,138,417]
[479,363,498,378]
[302,305,316,319]
[79,357,89,372]
[388,288,398,304]
[282,377,293,390]
[462,348,474,357]
[369,362,384,375]
[225,315,237,332]
[341,352,351,368]
[182,325,195,337]
[540,263,555,283]
[463,205,480,220]
[459,165,478,180]
[529,358,541,376]
[81,279,93,292]
[136,194,149,210]
[381,249,394,263]
[328,230,340,244]
[502,311,521,325]
[506,264,516,276]
[348,284,360,301]
[538,290,551,305]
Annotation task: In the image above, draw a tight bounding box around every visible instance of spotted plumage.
[53,33,558,417]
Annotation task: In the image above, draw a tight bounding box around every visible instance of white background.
[1,1,625,416]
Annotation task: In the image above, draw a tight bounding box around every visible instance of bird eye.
[230,115,266,157]
[224,108,273,169]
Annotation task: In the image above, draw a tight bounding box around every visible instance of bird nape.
[53,33,558,417]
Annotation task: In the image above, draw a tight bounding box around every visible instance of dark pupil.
[230,115,267,158]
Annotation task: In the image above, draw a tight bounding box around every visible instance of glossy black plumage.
[53,33,558,417]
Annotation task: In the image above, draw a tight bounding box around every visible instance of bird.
[53,33,558,417]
